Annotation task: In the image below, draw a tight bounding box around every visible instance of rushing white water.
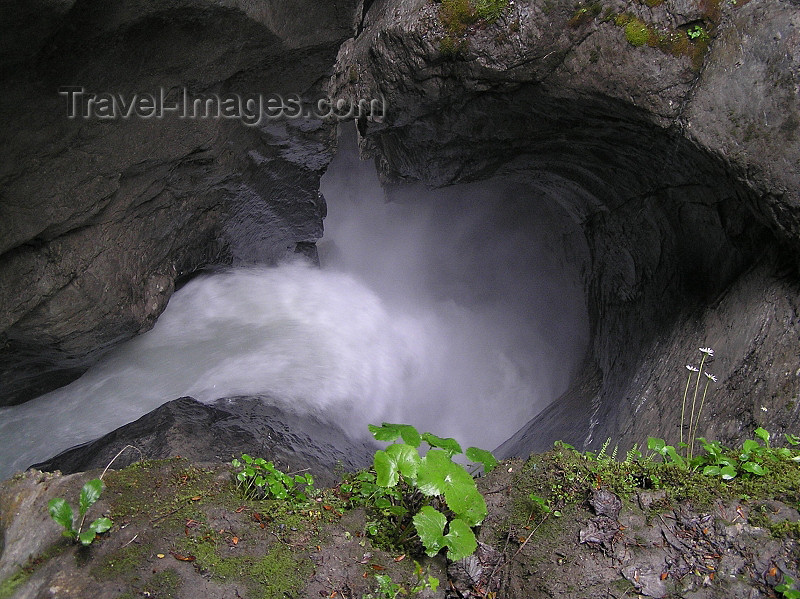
[0,128,589,480]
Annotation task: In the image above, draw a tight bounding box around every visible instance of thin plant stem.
[101,445,143,480]
[689,378,712,457]
[679,373,693,448]
[79,444,142,534]
[687,353,708,460]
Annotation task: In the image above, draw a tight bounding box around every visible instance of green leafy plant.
[48,478,113,546]
[647,427,800,481]
[368,422,494,561]
[776,575,800,599]
[528,493,562,517]
[361,562,439,599]
[686,24,709,41]
[231,454,314,503]
[647,436,687,468]
[339,470,402,512]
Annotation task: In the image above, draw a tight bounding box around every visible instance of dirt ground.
[1,451,798,599]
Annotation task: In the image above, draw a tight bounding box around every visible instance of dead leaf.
[191,496,202,501]
[156,554,165,559]
[660,572,668,580]
[235,506,246,513]
[232,537,239,545]
[371,564,385,571]
[394,554,406,562]
[170,551,196,562]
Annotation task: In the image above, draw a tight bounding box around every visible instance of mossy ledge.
[1,447,798,598]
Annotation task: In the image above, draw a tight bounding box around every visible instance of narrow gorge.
[1,1,800,598]
[1,0,798,464]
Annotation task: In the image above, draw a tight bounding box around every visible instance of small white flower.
[761,406,768,412]
[699,347,714,356]
[686,365,700,372]
[704,372,717,382]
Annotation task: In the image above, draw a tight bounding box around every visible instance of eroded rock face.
[31,396,377,488]
[0,0,357,405]
[329,0,800,452]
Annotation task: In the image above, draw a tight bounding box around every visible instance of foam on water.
[0,128,590,480]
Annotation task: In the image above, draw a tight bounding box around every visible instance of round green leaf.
[89,517,113,534]
[446,488,487,526]
[413,506,447,557]
[416,450,453,496]
[78,530,97,546]
[368,423,421,447]
[754,427,770,445]
[720,465,738,480]
[422,433,462,455]
[742,439,761,454]
[443,518,478,561]
[386,443,421,480]
[374,497,392,509]
[442,471,487,526]
[741,461,765,475]
[466,447,498,473]
[269,481,288,499]
[374,449,399,487]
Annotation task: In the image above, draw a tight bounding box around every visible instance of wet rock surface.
[0,0,356,405]
[330,0,800,454]
[31,396,377,488]
[1,0,798,468]
[3,453,797,599]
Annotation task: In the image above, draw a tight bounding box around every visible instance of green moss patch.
[624,18,650,47]
[437,0,509,57]
[569,2,603,28]
[0,543,66,599]
[104,458,222,528]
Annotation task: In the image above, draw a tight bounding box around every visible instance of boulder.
[0,0,357,405]
[328,0,800,452]
[32,396,377,488]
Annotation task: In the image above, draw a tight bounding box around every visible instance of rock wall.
[329,0,800,452]
[0,0,358,405]
[2,0,798,454]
